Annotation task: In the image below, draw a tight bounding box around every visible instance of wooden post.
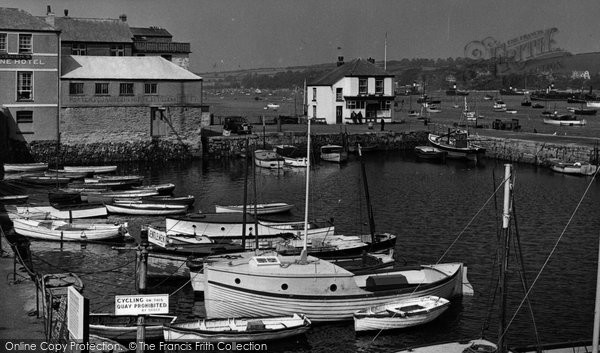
[136,231,149,353]
[241,139,249,250]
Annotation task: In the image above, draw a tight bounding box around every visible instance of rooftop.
[53,16,132,42]
[0,7,57,32]
[309,58,393,86]
[131,26,172,38]
[61,56,201,81]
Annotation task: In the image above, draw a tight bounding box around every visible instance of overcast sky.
[7,0,600,73]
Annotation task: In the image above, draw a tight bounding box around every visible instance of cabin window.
[71,43,87,55]
[110,44,125,56]
[336,88,343,101]
[312,88,316,101]
[0,33,6,53]
[375,79,384,94]
[235,278,240,284]
[144,83,158,95]
[69,82,84,95]
[329,284,337,292]
[119,83,134,96]
[359,78,367,95]
[95,83,109,95]
[17,71,33,101]
[281,284,288,290]
[19,34,32,54]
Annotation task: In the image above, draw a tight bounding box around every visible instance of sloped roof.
[309,58,393,86]
[61,56,201,81]
[0,7,57,31]
[54,17,132,42]
[131,27,172,38]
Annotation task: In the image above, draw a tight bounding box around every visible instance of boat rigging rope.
[500,165,599,343]
[436,175,509,264]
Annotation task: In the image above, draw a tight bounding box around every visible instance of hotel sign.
[0,53,55,67]
[115,294,169,315]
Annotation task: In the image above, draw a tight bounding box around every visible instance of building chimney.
[337,56,344,66]
[45,5,55,26]
[119,14,127,22]
[64,9,69,17]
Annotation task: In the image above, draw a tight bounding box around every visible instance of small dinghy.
[163,314,311,342]
[89,313,177,341]
[215,202,294,215]
[106,201,188,215]
[12,218,127,242]
[353,296,450,332]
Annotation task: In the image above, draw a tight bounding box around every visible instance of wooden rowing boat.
[89,313,177,341]
[4,162,48,173]
[163,313,311,342]
[106,202,188,215]
[12,218,127,241]
[353,295,450,332]
[215,202,294,215]
[63,165,117,174]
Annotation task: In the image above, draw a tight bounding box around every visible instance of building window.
[359,78,367,95]
[95,83,109,95]
[110,44,125,56]
[312,105,317,119]
[71,43,87,55]
[380,100,391,110]
[0,33,6,53]
[346,100,365,109]
[19,34,32,54]
[312,88,317,101]
[144,83,158,95]
[375,79,384,94]
[119,83,134,96]
[16,111,33,123]
[69,82,84,95]
[336,88,343,101]
[17,72,33,101]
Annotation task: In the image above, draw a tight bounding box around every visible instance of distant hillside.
[196,52,600,91]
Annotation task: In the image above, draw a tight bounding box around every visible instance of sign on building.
[67,286,89,341]
[115,294,170,316]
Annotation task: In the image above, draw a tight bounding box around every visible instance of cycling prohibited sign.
[115,294,169,315]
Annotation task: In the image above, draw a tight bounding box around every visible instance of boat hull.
[214,203,294,215]
[89,314,176,341]
[204,261,465,322]
[4,163,48,173]
[8,205,107,220]
[428,133,485,162]
[12,219,125,241]
[64,165,117,174]
[543,118,586,126]
[106,203,187,215]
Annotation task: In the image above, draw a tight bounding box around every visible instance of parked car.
[223,116,252,134]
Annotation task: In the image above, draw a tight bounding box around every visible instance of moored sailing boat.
[203,119,468,322]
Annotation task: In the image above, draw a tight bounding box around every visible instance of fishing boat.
[548,160,598,176]
[106,201,188,215]
[12,218,127,241]
[320,144,348,163]
[274,145,308,167]
[427,131,486,162]
[133,183,176,195]
[89,313,177,341]
[423,102,442,113]
[214,202,294,215]
[203,119,469,323]
[163,314,311,342]
[0,194,29,203]
[3,162,48,173]
[505,108,517,114]
[165,213,335,240]
[63,165,117,174]
[566,106,597,115]
[138,195,195,206]
[493,100,507,111]
[254,149,285,169]
[543,113,586,126]
[85,189,160,204]
[6,204,108,220]
[353,296,450,332]
[414,146,447,161]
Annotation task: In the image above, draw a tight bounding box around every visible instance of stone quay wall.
[5,105,205,165]
[472,135,599,165]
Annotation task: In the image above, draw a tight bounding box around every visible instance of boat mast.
[498,163,513,353]
[300,117,311,263]
[593,233,600,353]
[358,144,376,243]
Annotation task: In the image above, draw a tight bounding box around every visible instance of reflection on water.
[20,153,600,352]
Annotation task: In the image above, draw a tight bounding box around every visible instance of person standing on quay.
[380,118,385,131]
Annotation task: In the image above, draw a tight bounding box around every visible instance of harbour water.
[14,153,600,352]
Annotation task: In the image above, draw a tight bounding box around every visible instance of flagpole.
[384,32,387,71]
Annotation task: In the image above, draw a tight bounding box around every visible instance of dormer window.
[359,78,367,95]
